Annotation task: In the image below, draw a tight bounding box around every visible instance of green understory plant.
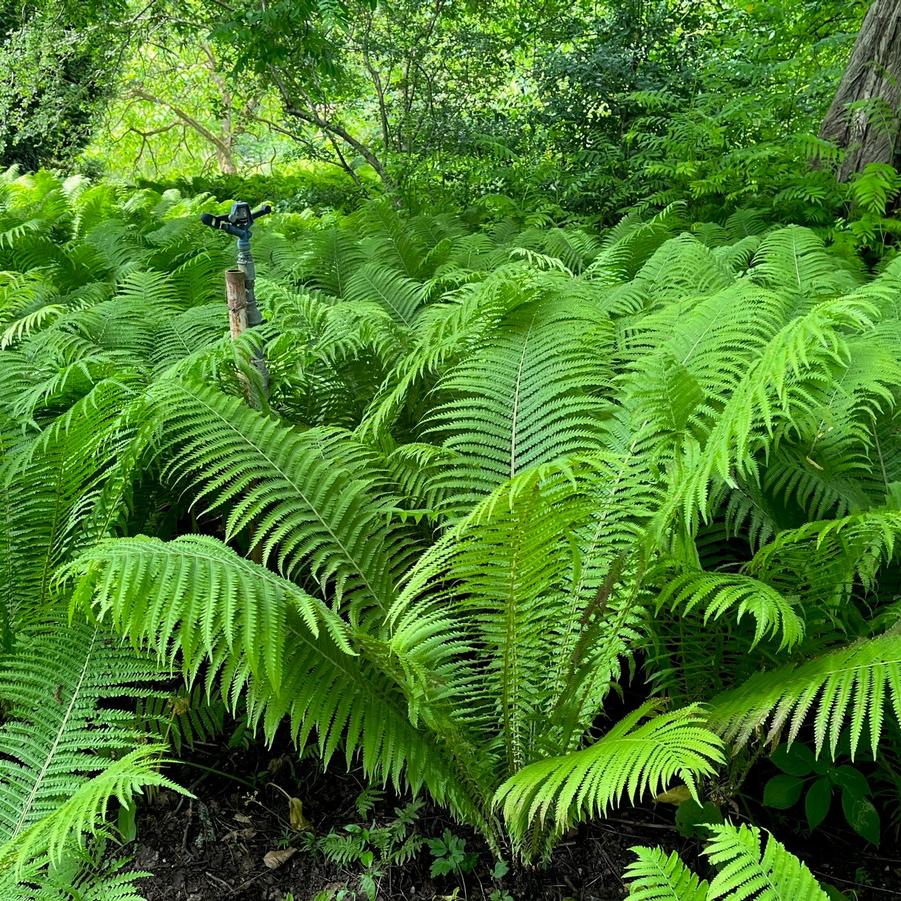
[4,170,901,891]
[624,822,841,901]
[303,798,425,901]
[763,740,879,844]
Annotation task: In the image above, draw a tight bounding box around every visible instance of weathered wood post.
[226,268,249,339]
[225,267,258,405]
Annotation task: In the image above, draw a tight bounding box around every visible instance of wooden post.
[226,266,269,408]
[225,267,263,562]
[225,268,257,406]
[226,268,248,339]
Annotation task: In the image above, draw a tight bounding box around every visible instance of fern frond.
[423,298,610,514]
[746,509,901,605]
[1,851,149,901]
[344,262,426,326]
[64,534,352,694]
[675,294,881,529]
[750,225,859,299]
[67,535,489,833]
[655,568,804,651]
[708,632,901,759]
[625,823,828,901]
[624,845,708,900]
[147,379,412,612]
[704,823,828,900]
[494,703,724,847]
[0,621,179,872]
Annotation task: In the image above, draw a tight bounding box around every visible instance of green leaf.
[829,765,870,798]
[492,860,510,879]
[805,777,832,830]
[771,743,815,777]
[841,793,880,845]
[763,774,804,810]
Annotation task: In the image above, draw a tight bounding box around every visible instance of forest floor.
[129,735,901,901]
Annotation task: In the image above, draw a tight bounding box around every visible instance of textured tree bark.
[820,0,901,181]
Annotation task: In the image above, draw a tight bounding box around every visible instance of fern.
[7,174,901,878]
[495,703,724,849]
[625,823,829,900]
[655,568,805,651]
[145,379,414,614]
[63,535,488,831]
[705,823,828,900]
[0,621,181,875]
[422,297,610,514]
[708,632,901,760]
[624,846,708,901]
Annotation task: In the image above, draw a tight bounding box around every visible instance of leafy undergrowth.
[5,169,901,897]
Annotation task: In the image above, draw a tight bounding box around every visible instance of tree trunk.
[820,0,901,181]
[216,142,238,175]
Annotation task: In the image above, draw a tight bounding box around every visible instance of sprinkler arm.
[200,203,272,239]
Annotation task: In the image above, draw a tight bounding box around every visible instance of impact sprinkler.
[200,201,272,403]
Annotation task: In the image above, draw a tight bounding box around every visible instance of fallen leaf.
[263,847,296,869]
[289,797,312,831]
[223,827,256,843]
[655,785,692,805]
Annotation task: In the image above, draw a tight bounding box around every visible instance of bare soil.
[128,738,901,901]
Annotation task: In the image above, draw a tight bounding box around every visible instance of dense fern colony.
[3,167,901,894]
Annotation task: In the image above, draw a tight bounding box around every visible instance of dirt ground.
[128,738,901,901]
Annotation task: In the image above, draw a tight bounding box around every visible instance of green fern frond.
[66,535,489,833]
[0,621,180,873]
[147,379,411,612]
[625,823,828,901]
[64,534,352,694]
[655,568,804,651]
[344,262,426,326]
[1,852,149,901]
[0,380,135,635]
[423,298,610,514]
[708,632,901,759]
[747,509,901,606]
[704,823,828,900]
[495,703,724,847]
[750,226,858,299]
[307,227,364,296]
[624,845,708,900]
[674,294,881,529]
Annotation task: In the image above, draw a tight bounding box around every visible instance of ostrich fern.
[4,169,901,881]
